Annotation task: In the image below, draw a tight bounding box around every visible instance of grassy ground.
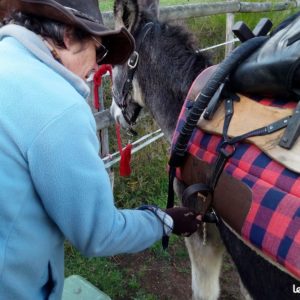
[64,1,298,299]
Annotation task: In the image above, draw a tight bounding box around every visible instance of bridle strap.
[118,22,154,126]
[121,51,139,109]
[121,22,154,100]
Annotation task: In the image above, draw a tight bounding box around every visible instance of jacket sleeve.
[27,102,164,256]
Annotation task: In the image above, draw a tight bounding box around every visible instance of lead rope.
[93,65,132,176]
[93,64,112,110]
[162,166,176,249]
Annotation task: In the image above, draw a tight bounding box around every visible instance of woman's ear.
[62,28,89,54]
[63,28,73,50]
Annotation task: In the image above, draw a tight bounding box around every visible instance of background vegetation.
[65,1,297,299]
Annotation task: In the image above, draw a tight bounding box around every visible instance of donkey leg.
[185,226,224,300]
[239,279,253,300]
[174,179,224,300]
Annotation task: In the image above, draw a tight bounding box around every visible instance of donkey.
[110,0,300,299]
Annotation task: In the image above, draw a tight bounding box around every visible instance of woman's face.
[57,32,103,80]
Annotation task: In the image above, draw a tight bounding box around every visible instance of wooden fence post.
[98,81,115,190]
[225,0,237,56]
[86,76,115,189]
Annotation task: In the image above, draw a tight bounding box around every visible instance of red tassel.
[115,124,132,177]
[119,144,132,177]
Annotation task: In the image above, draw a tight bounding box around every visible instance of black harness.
[113,23,154,130]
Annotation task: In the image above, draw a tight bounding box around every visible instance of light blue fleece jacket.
[0,25,165,300]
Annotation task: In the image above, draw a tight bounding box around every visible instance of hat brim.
[7,0,134,65]
[77,19,135,65]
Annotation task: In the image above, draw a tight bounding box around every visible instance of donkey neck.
[136,21,209,141]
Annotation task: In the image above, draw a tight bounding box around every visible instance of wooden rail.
[102,1,299,27]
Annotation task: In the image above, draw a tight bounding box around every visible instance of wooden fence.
[102,1,299,27]
[92,1,297,167]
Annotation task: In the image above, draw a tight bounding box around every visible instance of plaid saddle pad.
[172,97,300,280]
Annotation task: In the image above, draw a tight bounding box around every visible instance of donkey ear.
[138,0,159,19]
[114,0,140,32]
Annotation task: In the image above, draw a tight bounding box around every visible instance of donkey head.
[110,0,209,139]
[110,0,159,132]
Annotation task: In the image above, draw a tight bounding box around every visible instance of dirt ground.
[113,239,243,300]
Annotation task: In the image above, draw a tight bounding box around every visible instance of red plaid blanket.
[172,97,300,280]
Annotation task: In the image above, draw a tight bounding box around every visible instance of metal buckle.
[219,141,236,158]
[128,51,139,69]
[197,192,207,203]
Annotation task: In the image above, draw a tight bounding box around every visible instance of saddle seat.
[191,65,299,173]
[173,66,300,281]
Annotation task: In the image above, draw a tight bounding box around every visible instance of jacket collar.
[0,24,90,98]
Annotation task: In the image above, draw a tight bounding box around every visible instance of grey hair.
[1,11,90,48]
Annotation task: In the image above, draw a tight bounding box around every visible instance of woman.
[0,1,201,299]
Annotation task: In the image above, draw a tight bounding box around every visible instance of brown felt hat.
[0,0,134,65]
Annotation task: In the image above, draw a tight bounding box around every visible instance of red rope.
[93,64,112,110]
[93,65,132,176]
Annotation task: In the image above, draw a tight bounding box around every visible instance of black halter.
[113,22,154,129]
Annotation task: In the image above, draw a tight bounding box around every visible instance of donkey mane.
[133,16,210,138]
[138,17,209,100]
[158,21,210,87]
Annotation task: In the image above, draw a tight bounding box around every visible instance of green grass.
[64,243,127,298]
[112,139,171,209]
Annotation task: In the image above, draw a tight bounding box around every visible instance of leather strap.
[198,95,300,173]
[180,154,252,234]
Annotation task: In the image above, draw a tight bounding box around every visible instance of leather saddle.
[175,66,300,280]
[187,65,300,174]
